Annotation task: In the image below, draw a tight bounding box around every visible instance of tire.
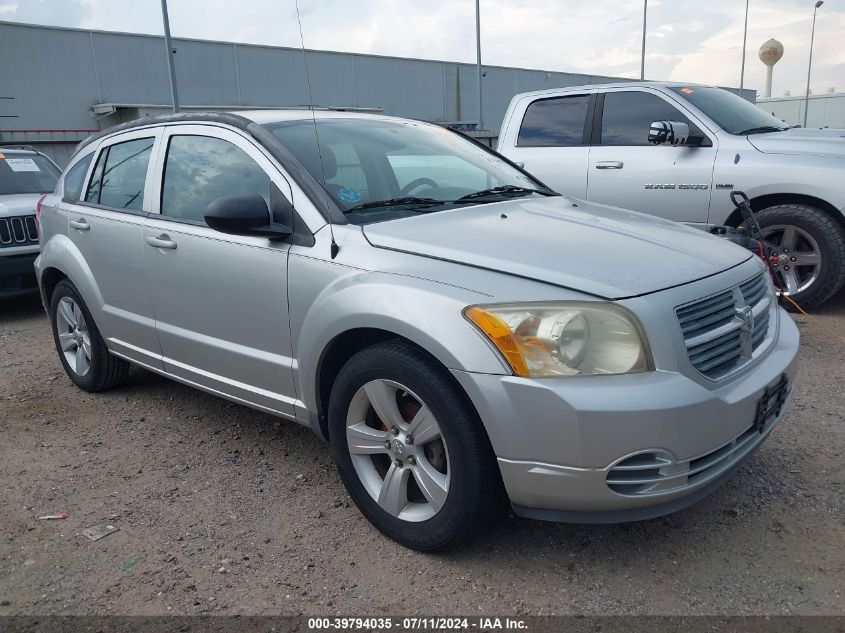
[750,204,845,310]
[328,340,502,550]
[49,279,130,392]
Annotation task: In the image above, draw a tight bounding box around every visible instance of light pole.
[803,0,823,128]
[740,0,749,90]
[475,0,483,130]
[640,0,647,80]
[161,0,180,113]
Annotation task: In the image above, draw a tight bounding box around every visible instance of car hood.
[747,127,845,159]
[362,197,751,299]
[0,193,42,217]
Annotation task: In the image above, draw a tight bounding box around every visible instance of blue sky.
[2,0,842,96]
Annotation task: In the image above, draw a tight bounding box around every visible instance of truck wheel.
[50,279,130,392]
[328,340,502,550]
[752,204,845,310]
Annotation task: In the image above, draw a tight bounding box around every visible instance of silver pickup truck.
[497,82,845,308]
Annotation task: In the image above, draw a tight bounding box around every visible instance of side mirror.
[204,194,292,239]
[648,120,691,146]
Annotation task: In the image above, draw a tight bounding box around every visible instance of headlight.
[464,302,653,377]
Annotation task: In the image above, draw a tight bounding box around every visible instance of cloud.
[1,0,841,95]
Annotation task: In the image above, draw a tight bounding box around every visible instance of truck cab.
[497,82,845,309]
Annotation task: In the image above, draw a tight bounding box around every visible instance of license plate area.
[753,373,789,433]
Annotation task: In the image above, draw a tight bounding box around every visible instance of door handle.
[146,234,177,250]
[595,161,624,170]
[70,218,90,231]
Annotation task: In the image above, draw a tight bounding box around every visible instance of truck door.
[586,89,717,227]
[501,92,592,198]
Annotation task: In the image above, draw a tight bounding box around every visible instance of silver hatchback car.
[36,111,799,550]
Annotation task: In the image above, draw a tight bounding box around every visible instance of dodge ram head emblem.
[737,305,755,358]
[739,306,754,332]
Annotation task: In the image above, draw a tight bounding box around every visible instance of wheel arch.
[313,327,493,443]
[39,266,68,308]
[725,193,845,229]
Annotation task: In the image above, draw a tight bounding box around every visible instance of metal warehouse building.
[1,20,753,166]
[758,93,845,129]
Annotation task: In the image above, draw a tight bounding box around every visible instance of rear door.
[501,92,593,197]
[586,88,717,226]
[67,128,164,368]
[142,125,298,417]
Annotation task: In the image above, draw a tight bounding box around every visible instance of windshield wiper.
[736,125,788,135]
[346,196,444,212]
[455,185,555,202]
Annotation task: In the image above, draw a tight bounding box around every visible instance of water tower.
[759,38,784,98]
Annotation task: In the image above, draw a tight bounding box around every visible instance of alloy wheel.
[345,379,450,522]
[760,224,822,296]
[55,296,92,377]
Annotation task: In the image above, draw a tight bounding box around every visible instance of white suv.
[0,146,61,299]
[498,82,845,308]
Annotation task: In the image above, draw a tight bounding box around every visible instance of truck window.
[600,92,691,146]
[517,95,590,147]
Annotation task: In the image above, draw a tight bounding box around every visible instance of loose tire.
[50,280,130,392]
[750,204,845,310]
[328,340,501,550]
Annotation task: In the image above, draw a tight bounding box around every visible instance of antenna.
[294,0,339,259]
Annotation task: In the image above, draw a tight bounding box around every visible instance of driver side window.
[600,91,705,146]
[160,135,271,223]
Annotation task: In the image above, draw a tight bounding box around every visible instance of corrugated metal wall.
[0,21,755,166]
[758,94,845,129]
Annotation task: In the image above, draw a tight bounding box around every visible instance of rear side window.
[161,135,271,223]
[84,150,107,204]
[62,153,94,202]
[0,153,60,195]
[600,92,690,146]
[98,138,154,210]
[517,95,590,147]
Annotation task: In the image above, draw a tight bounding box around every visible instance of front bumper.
[451,308,800,522]
[0,251,39,299]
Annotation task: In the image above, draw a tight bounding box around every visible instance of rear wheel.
[328,340,501,550]
[50,280,129,392]
[751,204,845,309]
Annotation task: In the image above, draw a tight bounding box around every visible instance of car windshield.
[0,152,61,195]
[263,117,551,224]
[669,86,789,135]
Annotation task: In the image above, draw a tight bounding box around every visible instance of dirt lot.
[0,293,843,616]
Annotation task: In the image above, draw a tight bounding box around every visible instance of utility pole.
[161,0,180,113]
[740,0,749,89]
[803,1,823,128]
[475,0,483,130]
[640,0,647,80]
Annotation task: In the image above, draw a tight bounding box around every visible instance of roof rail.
[74,111,254,155]
[0,143,39,152]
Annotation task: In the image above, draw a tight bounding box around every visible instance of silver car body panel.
[362,196,751,298]
[35,110,800,522]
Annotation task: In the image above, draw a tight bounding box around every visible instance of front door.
[586,89,717,226]
[142,125,297,417]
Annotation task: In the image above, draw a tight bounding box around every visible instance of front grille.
[0,215,38,247]
[607,378,789,496]
[675,272,774,380]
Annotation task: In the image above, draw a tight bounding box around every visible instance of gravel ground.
[0,293,843,616]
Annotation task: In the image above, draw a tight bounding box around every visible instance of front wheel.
[752,204,845,309]
[328,340,502,550]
